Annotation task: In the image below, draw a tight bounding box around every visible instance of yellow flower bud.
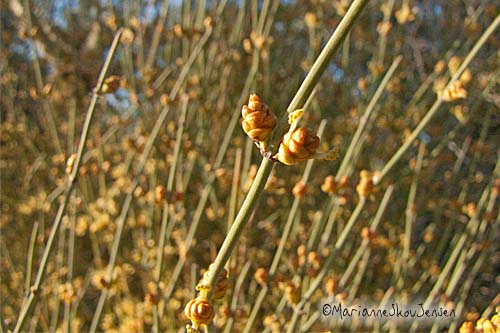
[434,60,446,74]
[321,175,337,194]
[120,28,135,45]
[459,321,474,333]
[304,12,318,29]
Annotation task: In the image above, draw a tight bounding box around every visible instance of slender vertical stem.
[152,96,189,333]
[207,157,274,298]
[24,222,39,295]
[402,141,425,267]
[144,0,169,73]
[12,29,124,333]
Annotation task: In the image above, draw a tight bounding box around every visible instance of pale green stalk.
[49,226,66,332]
[341,32,350,68]
[409,161,498,332]
[402,141,425,271]
[227,148,242,230]
[144,0,169,73]
[444,177,498,298]
[229,0,247,44]
[24,222,39,295]
[162,2,282,300]
[308,196,335,250]
[67,98,76,154]
[347,248,371,303]
[376,0,394,63]
[162,50,261,304]
[424,115,489,271]
[301,186,393,332]
[89,26,214,332]
[63,202,76,333]
[319,201,341,247]
[23,0,63,155]
[447,243,489,333]
[312,56,401,253]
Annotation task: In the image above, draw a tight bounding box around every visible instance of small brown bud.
[241,94,277,142]
[121,28,135,45]
[356,170,374,198]
[321,176,337,194]
[285,283,299,305]
[155,185,167,203]
[292,181,307,199]
[276,128,320,165]
[254,268,268,286]
[184,297,215,326]
[101,75,121,94]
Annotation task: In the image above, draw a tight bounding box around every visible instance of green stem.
[24,222,39,295]
[207,157,274,298]
[402,141,425,274]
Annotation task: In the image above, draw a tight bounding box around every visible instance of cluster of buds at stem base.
[185,264,229,331]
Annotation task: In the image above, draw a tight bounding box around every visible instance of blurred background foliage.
[0,0,499,332]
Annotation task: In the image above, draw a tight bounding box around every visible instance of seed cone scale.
[276,127,320,165]
[184,297,215,326]
[241,94,277,142]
